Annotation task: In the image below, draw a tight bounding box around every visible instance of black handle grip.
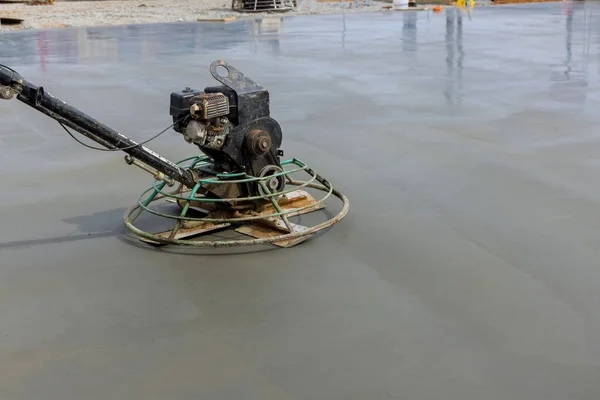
[0,65,21,86]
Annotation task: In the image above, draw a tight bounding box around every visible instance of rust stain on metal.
[169,189,323,218]
[236,223,312,248]
[263,190,325,217]
[139,221,230,245]
[150,190,325,246]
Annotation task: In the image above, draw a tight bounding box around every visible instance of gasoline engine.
[168,61,286,203]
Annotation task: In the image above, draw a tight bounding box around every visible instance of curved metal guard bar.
[123,156,350,248]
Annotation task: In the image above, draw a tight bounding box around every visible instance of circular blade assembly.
[123,155,349,249]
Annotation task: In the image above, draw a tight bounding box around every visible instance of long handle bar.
[0,65,196,188]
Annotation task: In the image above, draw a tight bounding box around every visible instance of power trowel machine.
[0,60,349,248]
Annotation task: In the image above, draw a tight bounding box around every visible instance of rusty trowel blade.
[236,222,313,248]
[139,221,231,245]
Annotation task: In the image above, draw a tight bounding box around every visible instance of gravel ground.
[0,0,390,30]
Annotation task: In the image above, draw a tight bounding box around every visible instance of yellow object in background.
[455,0,474,9]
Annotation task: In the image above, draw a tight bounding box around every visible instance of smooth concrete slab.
[2,2,600,399]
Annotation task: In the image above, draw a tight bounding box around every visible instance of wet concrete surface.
[2,2,600,399]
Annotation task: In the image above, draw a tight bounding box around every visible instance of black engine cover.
[169,61,285,199]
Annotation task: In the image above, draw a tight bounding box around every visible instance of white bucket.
[393,0,409,9]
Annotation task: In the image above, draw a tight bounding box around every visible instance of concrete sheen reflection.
[249,17,284,54]
[0,21,253,66]
[548,1,592,107]
[445,6,464,105]
[0,5,599,112]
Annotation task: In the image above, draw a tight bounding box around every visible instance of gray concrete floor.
[2,2,600,399]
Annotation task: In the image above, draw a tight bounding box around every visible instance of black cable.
[1,63,188,152]
[58,115,188,152]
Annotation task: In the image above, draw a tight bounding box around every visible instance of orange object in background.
[432,5,444,11]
